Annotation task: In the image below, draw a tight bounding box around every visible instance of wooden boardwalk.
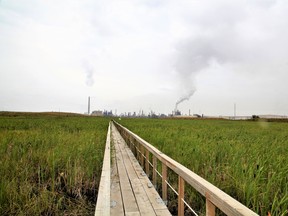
[96,121,258,216]
[95,122,171,216]
[110,123,171,216]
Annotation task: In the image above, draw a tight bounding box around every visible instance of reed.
[0,113,110,215]
[119,118,288,215]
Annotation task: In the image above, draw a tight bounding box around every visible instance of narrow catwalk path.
[110,123,171,216]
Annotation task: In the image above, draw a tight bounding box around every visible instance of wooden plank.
[113,133,139,214]
[162,164,167,203]
[133,169,170,211]
[130,178,156,215]
[120,134,171,215]
[110,180,124,215]
[178,176,185,216]
[110,141,124,215]
[206,198,216,216]
[113,121,259,216]
[134,141,138,161]
[114,126,156,215]
[153,155,157,187]
[145,149,149,175]
[125,212,141,216]
[155,209,173,216]
[140,145,144,167]
[95,123,111,216]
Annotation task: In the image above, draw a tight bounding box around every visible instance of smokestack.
[88,96,90,115]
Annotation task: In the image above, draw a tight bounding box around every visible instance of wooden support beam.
[206,198,216,216]
[153,155,157,188]
[136,142,139,161]
[178,176,185,216]
[162,164,167,203]
[131,139,136,156]
[128,136,132,150]
[145,149,150,176]
[140,145,144,167]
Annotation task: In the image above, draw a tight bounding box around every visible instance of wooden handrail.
[95,123,111,216]
[113,120,258,216]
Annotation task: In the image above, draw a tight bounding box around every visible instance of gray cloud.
[1,0,288,115]
[173,0,288,111]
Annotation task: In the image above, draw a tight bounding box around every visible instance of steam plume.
[174,38,217,110]
[175,88,196,111]
[82,60,94,86]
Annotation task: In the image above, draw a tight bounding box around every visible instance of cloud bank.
[0,0,288,115]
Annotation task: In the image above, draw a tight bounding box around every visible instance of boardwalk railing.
[95,123,111,216]
[113,120,258,216]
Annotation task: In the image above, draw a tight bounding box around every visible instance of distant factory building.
[174,110,181,116]
[91,110,103,116]
[103,110,113,116]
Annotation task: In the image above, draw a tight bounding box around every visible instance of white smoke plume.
[82,60,94,86]
[173,1,246,110]
[175,88,196,111]
[174,38,220,110]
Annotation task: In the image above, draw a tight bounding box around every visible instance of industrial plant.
[86,97,288,120]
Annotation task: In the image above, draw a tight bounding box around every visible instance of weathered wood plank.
[120,133,171,214]
[153,155,157,188]
[125,212,141,216]
[132,167,169,211]
[95,123,111,216]
[113,133,139,214]
[206,198,216,216]
[155,209,174,216]
[116,131,156,215]
[178,176,185,216]
[112,123,170,215]
[107,122,171,216]
[145,149,150,175]
[162,164,167,203]
[130,179,156,215]
[140,145,144,167]
[110,141,124,215]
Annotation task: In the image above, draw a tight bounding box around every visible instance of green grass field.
[118,118,288,216]
[0,112,110,215]
[1,113,287,215]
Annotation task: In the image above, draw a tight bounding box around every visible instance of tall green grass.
[0,113,110,215]
[119,118,288,215]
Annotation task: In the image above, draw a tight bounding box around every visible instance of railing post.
[129,137,132,150]
[178,176,185,216]
[145,149,149,176]
[132,139,136,156]
[136,142,139,161]
[152,155,157,188]
[206,198,216,216]
[162,163,167,204]
[140,145,144,167]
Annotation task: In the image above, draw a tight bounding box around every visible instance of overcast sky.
[1,0,288,116]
